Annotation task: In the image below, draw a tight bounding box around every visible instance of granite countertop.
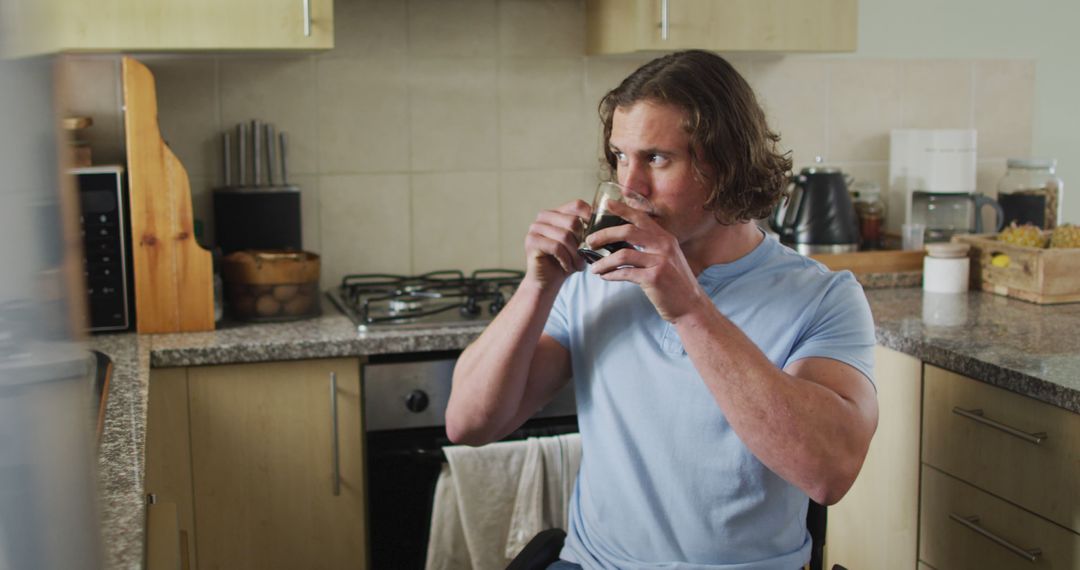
[90,289,1080,569]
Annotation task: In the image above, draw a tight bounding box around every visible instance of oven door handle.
[329,371,341,496]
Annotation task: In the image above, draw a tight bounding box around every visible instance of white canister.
[923,243,971,293]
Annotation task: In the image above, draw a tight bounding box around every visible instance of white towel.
[425,463,472,570]
[424,434,582,570]
[505,434,582,559]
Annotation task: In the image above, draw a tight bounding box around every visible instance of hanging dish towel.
[425,434,582,570]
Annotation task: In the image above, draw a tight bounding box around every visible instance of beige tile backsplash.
[63,0,1034,280]
[409,57,498,172]
[410,172,501,274]
[827,60,906,163]
[319,174,412,282]
[498,57,590,170]
[899,60,972,130]
[497,169,598,268]
[973,60,1036,159]
[317,56,411,174]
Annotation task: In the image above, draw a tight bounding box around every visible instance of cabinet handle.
[659,0,669,40]
[949,513,1042,562]
[952,407,1047,445]
[302,0,312,37]
[329,372,341,496]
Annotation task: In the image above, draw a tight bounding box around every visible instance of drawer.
[919,465,1080,570]
[922,365,1080,532]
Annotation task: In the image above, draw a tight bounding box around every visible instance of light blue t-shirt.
[542,232,876,570]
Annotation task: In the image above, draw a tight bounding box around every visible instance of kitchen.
[2,1,1079,569]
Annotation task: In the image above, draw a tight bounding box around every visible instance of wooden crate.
[952,233,1080,304]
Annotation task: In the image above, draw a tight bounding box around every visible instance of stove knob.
[405,390,429,413]
[460,298,481,317]
[489,293,505,315]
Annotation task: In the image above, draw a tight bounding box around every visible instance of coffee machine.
[889,129,1002,241]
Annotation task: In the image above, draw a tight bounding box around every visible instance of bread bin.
[221,250,320,321]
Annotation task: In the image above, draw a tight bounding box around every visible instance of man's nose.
[619,160,651,196]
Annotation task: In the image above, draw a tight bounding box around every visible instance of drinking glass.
[577,181,654,264]
[901,222,926,251]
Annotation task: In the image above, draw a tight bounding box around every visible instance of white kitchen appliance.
[888,129,978,233]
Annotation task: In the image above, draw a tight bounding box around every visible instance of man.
[446,50,877,569]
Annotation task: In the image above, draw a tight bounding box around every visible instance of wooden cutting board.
[810,249,926,274]
[122,56,214,333]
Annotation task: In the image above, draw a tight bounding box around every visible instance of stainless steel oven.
[362,351,576,570]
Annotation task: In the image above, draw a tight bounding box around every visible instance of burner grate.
[329,269,524,330]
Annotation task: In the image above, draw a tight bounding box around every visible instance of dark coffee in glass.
[577,182,653,264]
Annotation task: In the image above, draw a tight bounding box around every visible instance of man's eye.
[613,151,627,162]
[649,154,669,166]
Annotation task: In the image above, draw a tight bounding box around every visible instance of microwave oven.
[74,166,134,332]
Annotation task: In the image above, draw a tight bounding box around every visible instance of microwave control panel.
[75,166,133,332]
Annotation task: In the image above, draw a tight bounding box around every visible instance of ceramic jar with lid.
[996,159,1061,229]
[923,242,970,293]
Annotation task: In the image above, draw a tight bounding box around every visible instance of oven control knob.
[405,390,429,413]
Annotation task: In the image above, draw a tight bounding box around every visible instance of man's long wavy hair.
[599,50,792,225]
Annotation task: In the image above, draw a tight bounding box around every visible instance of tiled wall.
[62,0,1034,286]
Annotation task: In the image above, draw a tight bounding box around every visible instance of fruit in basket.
[1049,223,1080,248]
[997,222,1047,248]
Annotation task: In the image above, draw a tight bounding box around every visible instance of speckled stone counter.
[867,287,1080,414]
[89,288,1080,569]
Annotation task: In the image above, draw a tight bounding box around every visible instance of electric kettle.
[770,167,861,254]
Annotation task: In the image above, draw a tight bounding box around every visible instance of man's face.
[608,100,718,245]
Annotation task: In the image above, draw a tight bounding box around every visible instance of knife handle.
[237,123,247,187]
[279,132,289,185]
[265,124,277,186]
[252,119,263,187]
[222,131,232,187]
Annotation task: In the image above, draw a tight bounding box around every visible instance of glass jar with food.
[851,180,886,250]
[996,158,1061,229]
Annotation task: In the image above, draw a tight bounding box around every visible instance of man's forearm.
[445,279,562,445]
[674,303,875,505]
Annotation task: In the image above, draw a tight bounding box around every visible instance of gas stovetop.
[326,269,524,332]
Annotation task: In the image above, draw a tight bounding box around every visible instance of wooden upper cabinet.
[42,0,333,52]
[586,0,857,54]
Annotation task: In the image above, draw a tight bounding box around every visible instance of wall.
[854,0,1079,225]
[63,0,1037,286]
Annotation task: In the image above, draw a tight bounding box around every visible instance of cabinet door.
[824,346,921,570]
[48,0,333,51]
[188,358,365,570]
[586,0,856,54]
[923,365,1080,534]
[146,367,198,570]
[920,464,1080,570]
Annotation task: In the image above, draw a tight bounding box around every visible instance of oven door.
[363,352,576,570]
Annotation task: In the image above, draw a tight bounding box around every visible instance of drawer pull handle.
[952,407,1047,445]
[949,513,1042,562]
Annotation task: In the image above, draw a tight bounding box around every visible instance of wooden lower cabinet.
[922,364,1080,533]
[146,358,366,570]
[919,365,1080,569]
[824,345,922,570]
[919,465,1080,569]
[146,367,198,569]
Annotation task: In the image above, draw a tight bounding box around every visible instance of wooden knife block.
[122,56,214,333]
